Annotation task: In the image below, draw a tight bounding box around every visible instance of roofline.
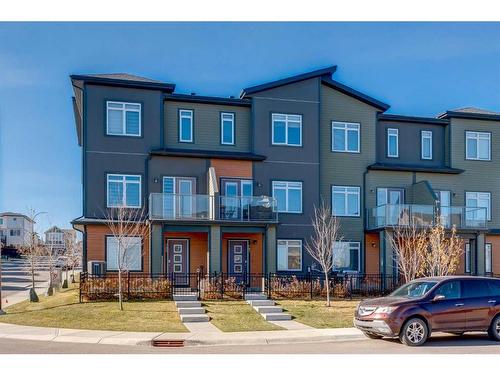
[240,65,337,98]
[0,212,35,222]
[438,111,500,122]
[378,113,449,125]
[164,93,251,107]
[321,77,390,111]
[150,148,266,161]
[367,163,464,174]
[70,74,176,92]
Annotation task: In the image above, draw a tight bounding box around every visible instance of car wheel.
[399,318,428,346]
[488,315,500,341]
[363,331,383,339]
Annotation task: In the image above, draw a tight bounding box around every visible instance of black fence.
[79,271,405,302]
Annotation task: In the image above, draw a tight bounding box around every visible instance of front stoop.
[244,294,292,321]
[173,294,210,323]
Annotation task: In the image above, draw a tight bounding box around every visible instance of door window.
[462,280,491,298]
[434,281,461,299]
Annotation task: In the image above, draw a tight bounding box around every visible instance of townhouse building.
[44,226,77,251]
[0,212,35,248]
[70,66,499,279]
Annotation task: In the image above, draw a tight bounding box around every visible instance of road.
[0,333,499,354]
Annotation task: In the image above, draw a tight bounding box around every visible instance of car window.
[462,280,491,298]
[487,280,500,296]
[434,281,461,299]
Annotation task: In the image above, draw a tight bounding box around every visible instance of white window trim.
[271,113,302,146]
[466,131,491,161]
[332,186,361,217]
[272,181,303,213]
[220,112,235,145]
[485,243,492,274]
[106,174,142,208]
[106,236,142,271]
[277,239,303,271]
[106,101,142,137]
[179,109,194,143]
[421,130,433,160]
[387,128,399,158]
[331,121,360,153]
[333,241,361,272]
[466,191,491,221]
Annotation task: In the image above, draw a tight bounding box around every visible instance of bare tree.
[389,222,429,283]
[65,238,82,284]
[103,206,150,310]
[305,202,342,307]
[42,240,65,296]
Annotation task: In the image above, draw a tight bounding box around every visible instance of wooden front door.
[228,240,249,284]
[166,239,189,285]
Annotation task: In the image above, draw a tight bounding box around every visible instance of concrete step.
[262,312,292,321]
[244,293,268,301]
[254,306,283,314]
[180,314,210,323]
[177,307,206,315]
[175,301,202,308]
[249,300,275,307]
[173,294,198,301]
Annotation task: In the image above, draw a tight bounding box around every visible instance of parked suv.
[354,276,500,346]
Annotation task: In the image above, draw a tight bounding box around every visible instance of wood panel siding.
[365,233,380,274]
[210,159,252,179]
[486,235,500,275]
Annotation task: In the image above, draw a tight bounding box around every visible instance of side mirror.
[433,294,445,302]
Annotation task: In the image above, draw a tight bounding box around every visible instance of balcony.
[149,193,278,223]
[366,204,488,231]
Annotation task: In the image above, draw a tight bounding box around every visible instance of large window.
[277,240,302,271]
[106,101,141,136]
[466,131,490,161]
[387,128,399,158]
[272,181,302,213]
[332,186,360,217]
[466,191,491,221]
[179,109,193,142]
[272,113,302,146]
[106,236,142,271]
[333,242,360,272]
[421,130,433,160]
[332,122,360,153]
[220,112,235,145]
[107,174,142,208]
[485,243,492,274]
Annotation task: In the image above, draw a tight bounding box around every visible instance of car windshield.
[390,281,437,298]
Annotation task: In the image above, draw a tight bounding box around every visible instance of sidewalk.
[0,322,365,347]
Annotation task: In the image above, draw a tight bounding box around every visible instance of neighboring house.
[44,226,77,251]
[70,67,500,278]
[0,212,35,248]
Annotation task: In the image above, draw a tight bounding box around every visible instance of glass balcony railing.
[149,193,278,223]
[366,204,487,230]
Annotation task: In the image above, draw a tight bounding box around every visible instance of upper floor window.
[333,241,360,272]
[272,181,302,213]
[220,112,235,145]
[10,229,21,237]
[466,191,491,221]
[387,128,399,158]
[107,174,141,208]
[277,239,302,271]
[466,131,490,161]
[421,130,433,160]
[332,186,360,217]
[106,101,141,136]
[332,122,360,153]
[179,110,193,143]
[272,113,302,146]
[106,236,142,271]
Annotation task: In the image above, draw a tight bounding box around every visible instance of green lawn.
[277,299,359,329]
[204,300,284,332]
[0,285,187,332]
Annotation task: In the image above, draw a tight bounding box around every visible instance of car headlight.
[374,306,397,314]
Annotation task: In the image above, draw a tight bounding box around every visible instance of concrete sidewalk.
[0,322,365,347]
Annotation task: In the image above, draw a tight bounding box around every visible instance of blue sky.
[1,22,500,232]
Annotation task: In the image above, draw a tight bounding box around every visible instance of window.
[332,122,360,153]
[466,191,491,220]
[10,229,21,236]
[465,243,471,273]
[179,110,193,142]
[434,281,461,299]
[106,101,141,136]
[485,243,492,274]
[107,174,141,208]
[277,240,302,271]
[387,128,399,158]
[332,186,360,217]
[421,130,432,160]
[333,242,360,272]
[106,236,142,271]
[272,113,302,146]
[466,131,490,161]
[463,280,491,298]
[272,181,302,213]
[220,112,235,145]
[0,218,3,225]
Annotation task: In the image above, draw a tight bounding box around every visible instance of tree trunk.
[118,269,123,311]
[325,272,331,307]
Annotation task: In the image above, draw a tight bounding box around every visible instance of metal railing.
[149,193,278,223]
[366,204,488,230]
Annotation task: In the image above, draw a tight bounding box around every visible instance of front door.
[228,240,249,284]
[166,239,189,286]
